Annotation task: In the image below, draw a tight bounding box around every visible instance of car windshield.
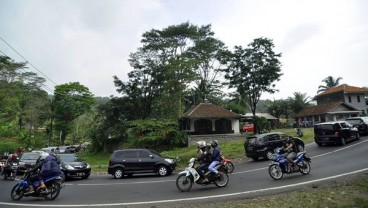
[20,153,39,160]
[59,154,80,162]
[149,149,162,157]
[346,119,361,125]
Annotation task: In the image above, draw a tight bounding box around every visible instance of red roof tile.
[317,84,368,97]
[296,101,358,117]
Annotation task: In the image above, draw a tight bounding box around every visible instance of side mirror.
[149,154,154,158]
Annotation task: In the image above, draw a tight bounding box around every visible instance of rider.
[196,140,212,183]
[208,140,221,177]
[282,135,299,171]
[26,152,61,194]
[1,153,18,176]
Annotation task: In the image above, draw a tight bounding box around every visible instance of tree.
[53,82,94,145]
[114,22,226,120]
[289,92,310,115]
[317,76,343,94]
[222,37,283,133]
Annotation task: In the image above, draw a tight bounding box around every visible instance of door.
[137,150,156,171]
[119,150,139,171]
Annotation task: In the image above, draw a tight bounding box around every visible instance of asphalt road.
[1,135,368,208]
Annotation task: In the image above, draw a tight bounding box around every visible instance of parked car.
[56,146,72,154]
[244,132,305,161]
[345,117,368,135]
[108,149,176,179]
[18,152,41,172]
[240,124,254,132]
[314,121,360,146]
[57,153,91,180]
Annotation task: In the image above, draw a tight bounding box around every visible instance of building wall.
[344,93,368,115]
[316,91,344,105]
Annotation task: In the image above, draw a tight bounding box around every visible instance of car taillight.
[334,131,339,136]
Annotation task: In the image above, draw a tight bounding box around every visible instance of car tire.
[266,150,273,160]
[157,165,168,176]
[113,168,124,179]
[316,142,322,147]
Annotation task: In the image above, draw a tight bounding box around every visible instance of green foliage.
[127,119,188,151]
[254,116,271,133]
[0,138,19,154]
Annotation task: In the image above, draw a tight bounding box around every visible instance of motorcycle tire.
[11,184,25,201]
[44,181,61,200]
[225,162,234,174]
[214,171,229,188]
[269,164,283,180]
[176,173,193,192]
[299,160,311,175]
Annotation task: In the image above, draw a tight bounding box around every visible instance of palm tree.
[290,92,310,114]
[317,76,343,94]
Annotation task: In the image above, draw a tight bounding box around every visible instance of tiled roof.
[181,102,241,118]
[316,84,368,97]
[296,101,358,117]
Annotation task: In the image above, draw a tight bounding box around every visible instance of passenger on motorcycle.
[25,152,61,194]
[208,140,221,177]
[196,140,212,183]
[282,135,299,171]
[0,153,18,176]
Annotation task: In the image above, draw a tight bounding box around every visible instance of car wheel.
[340,137,346,146]
[113,168,124,179]
[266,150,273,160]
[297,144,304,152]
[157,165,168,176]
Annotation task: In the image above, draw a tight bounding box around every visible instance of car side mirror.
[149,154,154,158]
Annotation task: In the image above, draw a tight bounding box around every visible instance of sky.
[0,0,367,100]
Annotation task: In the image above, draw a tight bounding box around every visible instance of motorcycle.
[220,155,234,174]
[3,162,18,181]
[268,147,311,180]
[10,171,63,201]
[176,158,229,192]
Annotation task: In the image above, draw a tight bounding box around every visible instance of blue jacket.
[41,155,61,174]
[212,146,221,162]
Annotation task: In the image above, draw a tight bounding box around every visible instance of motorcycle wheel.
[299,160,311,175]
[214,171,229,188]
[44,181,61,200]
[225,162,234,174]
[269,164,283,180]
[176,173,193,192]
[11,184,25,201]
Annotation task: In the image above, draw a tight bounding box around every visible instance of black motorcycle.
[2,162,18,181]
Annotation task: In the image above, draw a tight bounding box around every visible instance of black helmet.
[210,140,218,147]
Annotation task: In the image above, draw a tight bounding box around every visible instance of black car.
[314,121,360,146]
[18,152,41,172]
[108,149,176,179]
[244,132,305,161]
[58,154,91,180]
[346,117,368,135]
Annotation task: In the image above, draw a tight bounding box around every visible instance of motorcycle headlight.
[165,158,174,164]
[65,165,75,170]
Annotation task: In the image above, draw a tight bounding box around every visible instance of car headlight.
[165,158,174,164]
[86,164,90,169]
[65,165,75,170]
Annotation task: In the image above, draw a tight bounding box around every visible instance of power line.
[0,37,58,86]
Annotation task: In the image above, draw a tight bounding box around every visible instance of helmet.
[196,140,206,149]
[210,140,218,147]
[39,152,49,160]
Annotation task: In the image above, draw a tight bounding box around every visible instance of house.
[179,102,241,135]
[297,84,368,123]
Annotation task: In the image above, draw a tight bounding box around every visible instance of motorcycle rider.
[196,140,212,183]
[208,140,221,177]
[282,135,299,171]
[1,153,18,177]
[26,152,61,194]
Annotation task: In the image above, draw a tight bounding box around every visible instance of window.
[357,95,361,102]
[138,150,150,158]
[348,95,352,103]
[122,151,137,158]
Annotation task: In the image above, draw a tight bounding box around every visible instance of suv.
[108,149,176,179]
[346,117,368,135]
[244,132,305,161]
[314,121,360,146]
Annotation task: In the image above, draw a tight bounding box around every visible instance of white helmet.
[39,152,49,160]
[196,140,206,148]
